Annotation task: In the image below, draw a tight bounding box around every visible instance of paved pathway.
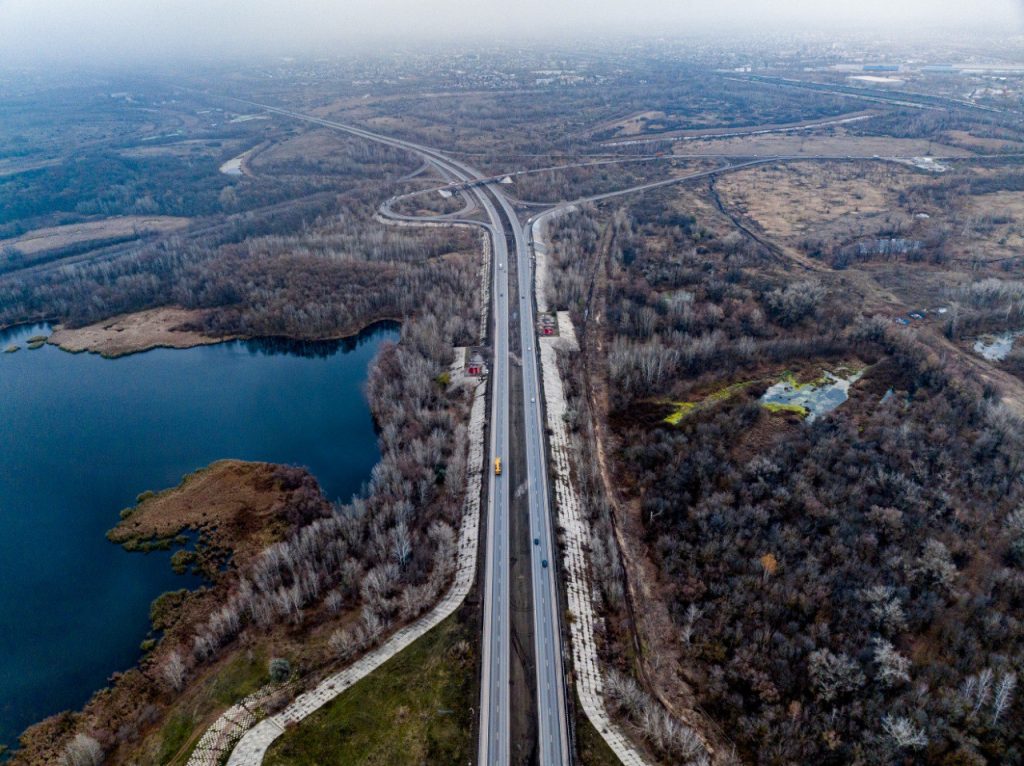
[185,687,281,766]
[227,378,487,765]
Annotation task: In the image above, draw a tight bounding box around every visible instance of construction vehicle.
[494,457,502,475]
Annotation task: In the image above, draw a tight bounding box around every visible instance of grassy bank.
[576,710,624,766]
[155,648,270,766]
[265,612,476,766]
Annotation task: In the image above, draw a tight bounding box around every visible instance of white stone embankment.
[534,212,653,766]
[220,376,487,765]
[478,229,492,340]
[539,338,651,766]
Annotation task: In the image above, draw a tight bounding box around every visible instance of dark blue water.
[0,322,397,747]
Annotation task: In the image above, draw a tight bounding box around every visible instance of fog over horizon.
[0,0,1022,64]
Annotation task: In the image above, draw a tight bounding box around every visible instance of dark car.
[541,559,548,568]
[534,537,540,545]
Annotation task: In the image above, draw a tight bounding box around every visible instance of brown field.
[960,191,1024,260]
[607,110,879,143]
[714,160,920,239]
[943,129,1024,153]
[119,139,246,160]
[248,130,343,170]
[49,307,228,357]
[2,215,189,255]
[596,110,667,136]
[0,157,63,178]
[673,130,972,159]
[109,459,318,565]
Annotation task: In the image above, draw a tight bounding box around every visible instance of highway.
[387,166,573,764]
[233,101,563,765]
[495,192,572,766]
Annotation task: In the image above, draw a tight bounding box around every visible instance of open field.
[2,216,189,255]
[962,190,1024,260]
[714,160,921,239]
[603,109,879,144]
[119,139,250,161]
[264,614,476,766]
[943,129,1024,153]
[671,130,973,158]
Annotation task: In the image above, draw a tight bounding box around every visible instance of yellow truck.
[494,457,502,476]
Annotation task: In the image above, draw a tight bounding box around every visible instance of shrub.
[269,657,291,684]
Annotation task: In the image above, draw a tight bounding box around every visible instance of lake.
[0,322,397,748]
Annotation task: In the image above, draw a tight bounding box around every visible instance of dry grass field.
[943,129,1024,153]
[673,130,972,158]
[960,190,1024,260]
[2,215,189,254]
[714,160,919,238]
[49,307,226,357]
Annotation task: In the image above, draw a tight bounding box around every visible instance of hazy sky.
[0,0,1021,62]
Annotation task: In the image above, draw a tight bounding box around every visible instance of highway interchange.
[223,96,1023,766]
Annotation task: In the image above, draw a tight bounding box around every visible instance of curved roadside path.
[224,372,487,765]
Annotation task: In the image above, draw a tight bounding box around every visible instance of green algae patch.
[763,402,809,417]
[664,401,696,424]
[661,381,754,425]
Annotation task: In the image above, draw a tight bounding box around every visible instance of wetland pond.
[760,369,864,421]
[0,321,397,747]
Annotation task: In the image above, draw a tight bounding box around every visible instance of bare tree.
[991,672,1017,725]
[681,603,702,645]
[914,539,957,592]
[60,734,103,766]
[881,715,928,750]
[973,667,994,715]
[161,650,187,692]
[390,523,412,568]
[872,638,911,688]
[325,589,344,614]
[605,669,708,764]
[808,648,865,702]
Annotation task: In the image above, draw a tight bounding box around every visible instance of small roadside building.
[467,353,487,376]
